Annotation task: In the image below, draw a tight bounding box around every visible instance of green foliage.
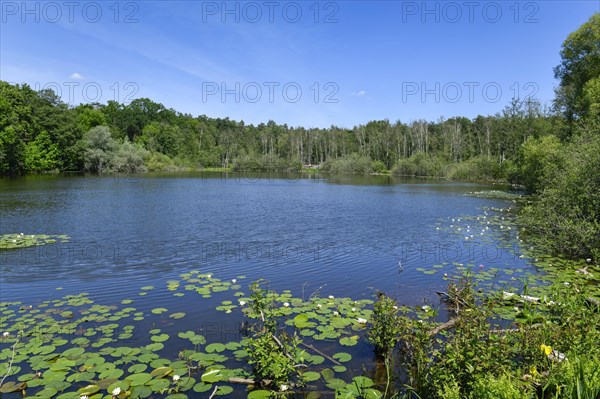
[81,126,118,173]
[471,374,527,399]
[113,140,148,173]
[554,13,600,124]
[547,356,600,399]
[448,156,507,182]
[393,153,448,178]
[375,272,600,399]
[520,131,600,260]
[371,160,388,174]
[24,131,60,172]
[244,280,303,389]
[321,154,373,175]
[367,294,402,355]
[516,135,564,193]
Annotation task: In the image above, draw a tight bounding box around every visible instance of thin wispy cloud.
[69,72,84,80]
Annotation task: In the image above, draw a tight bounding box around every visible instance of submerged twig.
[300,342,342,366]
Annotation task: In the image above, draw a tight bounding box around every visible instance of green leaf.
[302,372,321,382]
[247,390,272,399]
[332,352,352,362]
[201,368,222,383]
[126,373,152,386]
[339,335,359,346]
[205,343,226,353]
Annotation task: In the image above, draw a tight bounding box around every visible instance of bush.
[113,140,148,173]
[514,135,564,193]
[81,126,117,174]
[232,154,298,172]
[371,160,388,174]
[392,153,449,178]
[520,130,600,260]
[448,156,507,182]
[320,154,373,175]
[145,152,178,172]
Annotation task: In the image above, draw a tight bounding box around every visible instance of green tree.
[554,13,600,124]
[81,126,117,173]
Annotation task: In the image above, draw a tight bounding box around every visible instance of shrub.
[321,154,373,175]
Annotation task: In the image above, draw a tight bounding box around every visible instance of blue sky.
[1,1,599,128]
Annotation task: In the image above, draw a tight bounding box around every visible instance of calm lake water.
[1,172,531,304]
[0,172,536,397]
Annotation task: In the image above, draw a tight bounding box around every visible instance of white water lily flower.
[231,279,237,283]
[280,385,288,391]
[317,304,322,308]
[351,307,356,312]
[392,305,398,310]
[239,300,246,306]
[112,387,121,396]
[2,332,9,337]
[207,274,212,279]
[283,302,290,307]
[357,318,367,324]
[80,396,89,399]
[173,375,180,381]
[333,311,339,316]
[328,295,334,299]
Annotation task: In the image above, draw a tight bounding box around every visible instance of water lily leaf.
[126,373,152,386]
[78,384,101,395]
[321,369,334,381]
[352,376,374,388]
[215,385,233,395]
[339,335,359,346]
[140,286,154,291]
[332,352,352,362]
[151,308,168,315]
[130,385,152,399]
[325,378,347,390]
[333,365,347,373]
[205,343,226,353]
[247,390,271,399]
[35,387,59,397]
[201,368,222,383]
[169,312,186,319]
[150,367,173,378]
[107,379,130,394]
[99,368,124,379]
[63,347,85,358]
[293,314,310,328]
[309,355,324,365]
[302,371,321,382]
[0,381,26,393]
[151,334,169,343]
[128,364,147,374]
[165,394,187,399]
[178,331,195,339]
[193,382,212,393]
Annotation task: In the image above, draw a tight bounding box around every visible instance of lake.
[0,172,534,397]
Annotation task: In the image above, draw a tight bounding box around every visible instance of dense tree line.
[0,80,565,180]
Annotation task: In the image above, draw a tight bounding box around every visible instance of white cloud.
[351,90,367,97]
[69,72,84,80]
